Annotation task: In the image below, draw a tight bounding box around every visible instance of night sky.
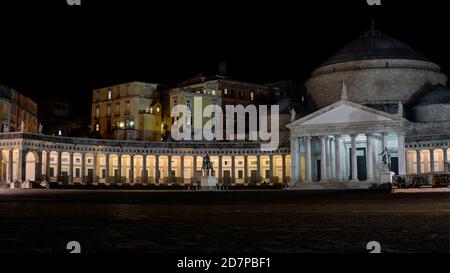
[0,0,448,117]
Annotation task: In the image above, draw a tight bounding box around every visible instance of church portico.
[287,99,412,185]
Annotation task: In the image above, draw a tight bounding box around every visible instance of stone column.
[381,132,388,150]
[193,155,197,182]
[416,149,421,174]
[0,150,3,182]
[366,133,374,181]
[36,150,43,182]
[105,154,110,184]
[180,155,185,183]
[142,155,147,184]
[429,148,435,173]
[218,155,222,181]
[305,136,312,182]
[351,134,358,182]
[129,155,134,183]
[330,137,336,180]
[269,155,274,183]
[18,149,26,182]
[231,155,236,182]
[397,133,406,175]
[80,153,86,184]
[326,137,332,180]
[168,155,172,182]
[57,151,62,182]
[7,149,13,183]
[155,155,160,183]
[256,155,261,182]
[290,138,299,182]
[244,155,248,183]
[320,136,327,182]
[117,154,122,184]
[334,135,342,181]
[93,153,98,184]
[443,148,448,173]
[45,150,50,182]
[68,152,74,183]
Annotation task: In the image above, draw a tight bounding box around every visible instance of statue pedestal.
[380,171,395,183]
[200,176,218,190]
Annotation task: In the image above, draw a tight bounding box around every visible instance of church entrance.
[391,157,399,175]
[349,147,367,181]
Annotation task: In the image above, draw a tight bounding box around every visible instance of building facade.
[0,133,290,185]
[166,76,275,140]
[288,28,450,184]
[1,28,448,188]
[91,82,161,141]
[0,84,38,133]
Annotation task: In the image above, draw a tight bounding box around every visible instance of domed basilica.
[288,28,449,184]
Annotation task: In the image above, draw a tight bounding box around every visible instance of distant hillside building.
[0,84,38,133]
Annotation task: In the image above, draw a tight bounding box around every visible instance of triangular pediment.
[288,100,397,128]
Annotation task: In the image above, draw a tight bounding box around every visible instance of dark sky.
[0,0,448,116]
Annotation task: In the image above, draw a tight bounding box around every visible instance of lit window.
[130,121,135,127]
[224,89,228,95]
[108,90,112,100]
[119,122,125,129]
[250,92,254,101]
[203,90,207,94]
[95,124,100,132]
[95,106,99,118]
[150,107,153,114]
[212,90,216,96]
[156,107,160,113]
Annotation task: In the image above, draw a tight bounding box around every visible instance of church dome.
[414,84,450,106]
[320,29,430,67]
[305,28,448,109]
[411,84,450,123]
